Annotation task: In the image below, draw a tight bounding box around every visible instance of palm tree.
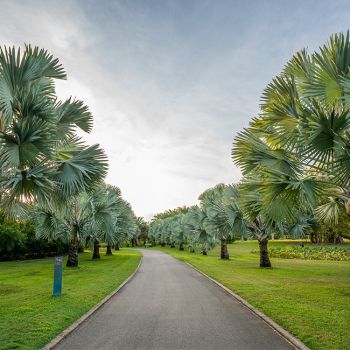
[148,216,177,248]
[89,186,139,256]
[85,185,121,259]
[32,194,91,267]
[115,198,139,249]
[232,127,322,267]
[199,184,246,260]
[230,35,350,265]
[136,217,149,246]
[183,206,216,255]
[168,214,186,250]
[0,45,107,216]
[149,219,167,246]
[240,31,350,232]
[32,185,120,266]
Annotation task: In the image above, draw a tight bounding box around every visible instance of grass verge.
[0,249,141,350]
[154,241,350,350]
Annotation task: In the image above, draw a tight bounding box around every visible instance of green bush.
[24,225,69,258]
[252,245,350,261]
[0,218,69,261]
[0,222,27,260]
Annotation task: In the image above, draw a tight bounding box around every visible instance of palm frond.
[315,198,342,224]
[55,143,108,196]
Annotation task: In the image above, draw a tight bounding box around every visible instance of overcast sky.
[1,0,350,218]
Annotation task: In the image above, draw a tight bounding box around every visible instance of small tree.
[199,184,246,260]
[183,206,216,255]
[32,185,119,267]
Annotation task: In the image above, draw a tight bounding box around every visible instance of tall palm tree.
[232,128,322,267]
[238,32,350,231]
[0,45,107,216]
[230,35,350,265]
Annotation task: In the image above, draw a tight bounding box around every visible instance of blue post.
[53,256,63,296]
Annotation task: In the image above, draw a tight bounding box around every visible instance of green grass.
[154,241,350,350]
[0,249,141,350]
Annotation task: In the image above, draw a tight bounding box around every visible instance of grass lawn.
[154,241,350,350]
[0,249,141,350]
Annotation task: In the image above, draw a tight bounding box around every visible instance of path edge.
[41,254,143,350]
[184,261,310,350]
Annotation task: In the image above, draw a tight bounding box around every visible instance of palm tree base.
[259,239,271,268]
[220,238,229,260]
[66,257,78,267]
[93,239,100,259]
[106,244,113,255]
[66,237,79,267]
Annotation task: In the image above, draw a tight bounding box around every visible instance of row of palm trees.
[149,31,350,267]
[148,183,275,267]
[0,45,139,266]
[31,184,139,266]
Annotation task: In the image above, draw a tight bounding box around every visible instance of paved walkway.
[55,249,294,350]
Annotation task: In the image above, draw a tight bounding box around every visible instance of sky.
[1,0,350,219]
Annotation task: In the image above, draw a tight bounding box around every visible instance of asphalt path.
[55,249,294,350]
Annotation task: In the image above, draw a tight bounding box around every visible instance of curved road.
[55,249,294,350]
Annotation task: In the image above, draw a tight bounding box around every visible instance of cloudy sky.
[1,0,350,218]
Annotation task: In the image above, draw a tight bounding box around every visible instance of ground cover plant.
[0,249,141,350]
[153,241,350,350]
[252,245,350,261]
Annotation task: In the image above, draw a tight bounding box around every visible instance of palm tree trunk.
[114,243,120,251]
[66,236,79,267]
[220,238,229,259]
[259,238,271,267]
[201,245,207,255]
[170,241,175,248]
[310,232,317,243]
[93,239,100,259]
[179,242,184,251]
[106,244,113,255]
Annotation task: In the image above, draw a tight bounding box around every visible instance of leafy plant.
[251,245,350,261]
[0,45,107,216]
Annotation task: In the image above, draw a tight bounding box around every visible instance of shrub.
[0,216,69,261]
[0,222,27,260]
[251,245,350,261]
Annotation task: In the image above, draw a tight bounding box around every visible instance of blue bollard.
[53,256,63,296]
